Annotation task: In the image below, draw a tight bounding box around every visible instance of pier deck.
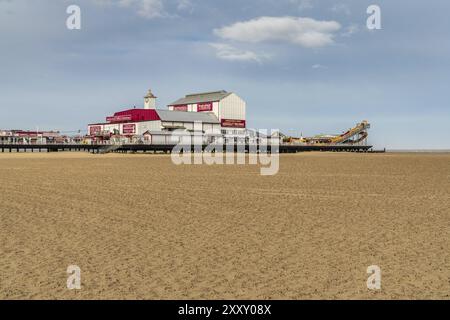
[0,143,376,153]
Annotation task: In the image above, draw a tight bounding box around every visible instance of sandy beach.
[0,152,449,299]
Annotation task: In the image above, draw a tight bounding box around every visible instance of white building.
[87,89,231,143]
[167,90,246,135]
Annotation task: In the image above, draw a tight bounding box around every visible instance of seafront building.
[87,89,247,144]
[0,130,76,145]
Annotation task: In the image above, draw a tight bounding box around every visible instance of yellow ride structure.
[284,120,371,146]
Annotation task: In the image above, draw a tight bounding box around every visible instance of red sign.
[221,119,246,128]
[173,105,188,111]
[197,102,213,112]
[122,124,136,134]
[17,131,41,137]
[106,115,132,123]
[89,126,102,135]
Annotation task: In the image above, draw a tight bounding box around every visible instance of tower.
[144,89,157,109]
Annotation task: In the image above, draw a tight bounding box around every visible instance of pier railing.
[0,142,375,154]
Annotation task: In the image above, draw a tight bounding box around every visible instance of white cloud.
[92,0,165,19]
[210,43,268,63]
[214,16,341,48]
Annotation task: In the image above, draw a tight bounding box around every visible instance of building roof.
[168,90,232,106]
[111,109,160,122]
[91,108,219,126]
[156,109,219,123]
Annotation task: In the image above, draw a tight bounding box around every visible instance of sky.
[0,0,449,149]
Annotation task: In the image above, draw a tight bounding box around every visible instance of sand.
[0,152,449,299]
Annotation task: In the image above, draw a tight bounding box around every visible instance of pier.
[0,143,377,154]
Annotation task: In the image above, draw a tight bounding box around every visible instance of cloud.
[177,0,193,12]
[214,16,341,48]
[341,24,358,37]
[136,0,164,18]
[312,64,327,69]
[119,0,164,18]
[331,3,351,15]
[210,43,268,63]
[92,0,165,19]
[290,0,314,11]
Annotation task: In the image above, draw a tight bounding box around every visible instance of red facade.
[122,124,136,134]
[107,109,160,123]
[197,102,213,112]
[89,126,102,135]
[173,105,188,111]
[221,119,246,128]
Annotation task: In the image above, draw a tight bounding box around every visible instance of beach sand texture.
[0,152,449,299]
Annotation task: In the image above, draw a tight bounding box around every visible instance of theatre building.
[87,89,246,142]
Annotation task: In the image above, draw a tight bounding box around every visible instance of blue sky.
[1,0,449,149]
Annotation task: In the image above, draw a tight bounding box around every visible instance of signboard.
[122,124,136,134]
[173,104,188,111]
[17,132,40,137]
[89,125,102,135]
[106,115,132,123]
[221,119,246,128]
[197,102,213,112]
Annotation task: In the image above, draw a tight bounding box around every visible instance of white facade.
[219,93,246,122]
[137,121,161,134]
[167,91,247,135]
[159,121,221,133]
[144,131,223,145]
[88,120,221,137]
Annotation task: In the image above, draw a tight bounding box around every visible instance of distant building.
[87,89,247,142]
[0,130,64,144]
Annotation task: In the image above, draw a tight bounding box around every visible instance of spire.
[144,88,157,109]
[144,89,156,99]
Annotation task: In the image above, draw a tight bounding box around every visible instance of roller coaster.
[285,120,371,146]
